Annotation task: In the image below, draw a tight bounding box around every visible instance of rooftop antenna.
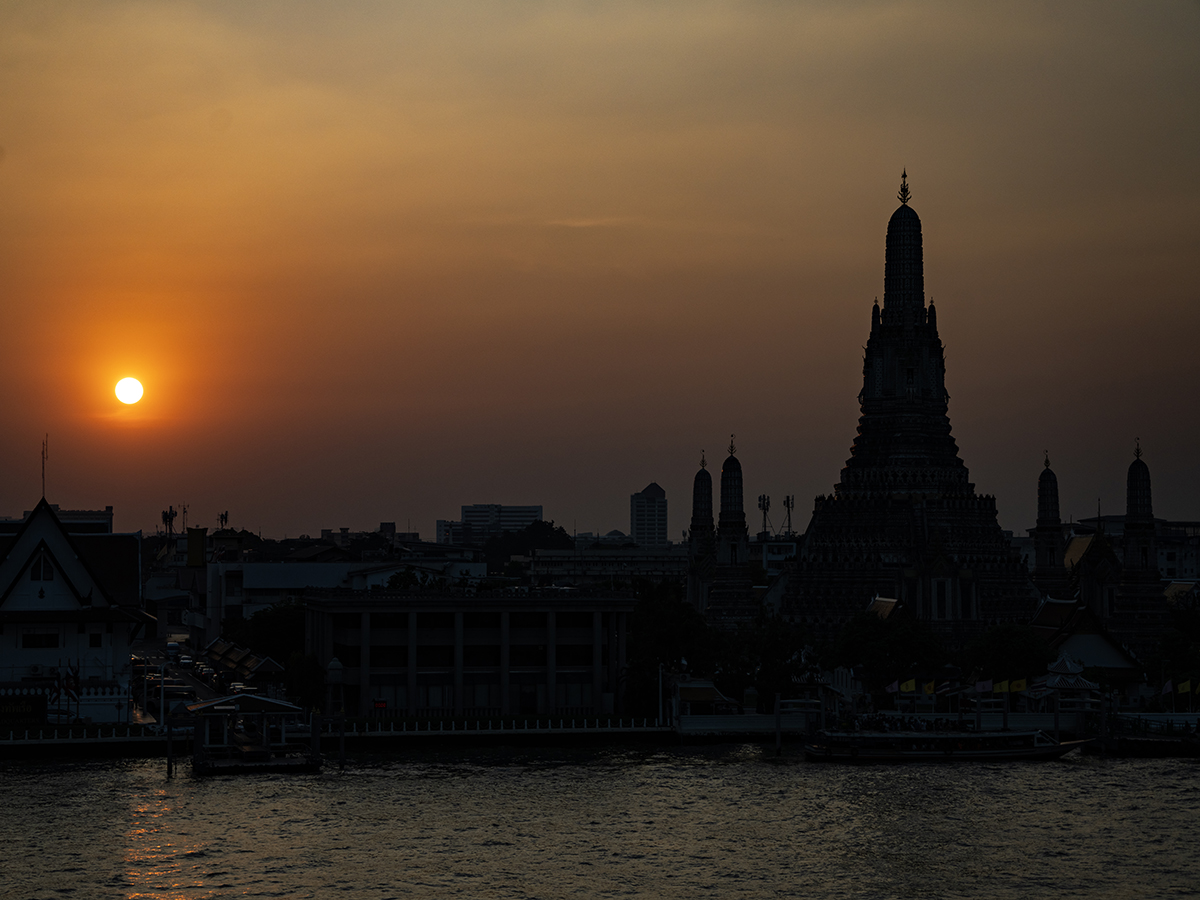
[181,504,189,531]
[41,435,48,498]
[162,505,177,537]
[783,494,795,535]
[897,168,911,205]
[758,494,771,535]
[218,511,229,529]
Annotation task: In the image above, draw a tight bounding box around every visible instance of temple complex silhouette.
[776,173,1039,644]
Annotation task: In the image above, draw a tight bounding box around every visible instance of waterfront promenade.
[3,711,1196,760]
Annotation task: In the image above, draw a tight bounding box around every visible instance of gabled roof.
[1029,598,1138,669]
[0,499,114,609]
[187,694,303,715]
[203,638,285,679]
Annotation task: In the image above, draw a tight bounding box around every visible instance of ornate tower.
[717,436,748,567]
[1113,441,1165,658]
[706,436,756,628]
[784,173,1037,644]
[1032,453,1069,597]
[1122,442,1156,577]
[686,453,716,611]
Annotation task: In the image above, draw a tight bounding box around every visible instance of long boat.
[804,729,1091,762]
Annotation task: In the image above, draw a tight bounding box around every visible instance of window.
[23,632,58,649]
[30,554,54,581]
[936,581,947,619]
[90,633,103,648]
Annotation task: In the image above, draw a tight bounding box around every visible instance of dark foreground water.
[1,746,1196,899]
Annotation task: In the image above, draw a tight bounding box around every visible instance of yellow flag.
[1011,678,1027,692]
[1179,680,1192,695]
[995,680,1010,693]
[900,679,916,693]
[923,680,935,694]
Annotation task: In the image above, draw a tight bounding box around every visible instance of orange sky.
[1,1,1198,538]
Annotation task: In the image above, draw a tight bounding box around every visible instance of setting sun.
[115,377,143,404]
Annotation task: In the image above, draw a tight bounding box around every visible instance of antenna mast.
[758,494,771,536]
[783,495,795,535]
[41,435,48,498]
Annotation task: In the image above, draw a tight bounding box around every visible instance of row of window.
[331,642,604,669]
[19,632,104,649]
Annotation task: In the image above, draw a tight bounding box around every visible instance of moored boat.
[804,729,1091,762]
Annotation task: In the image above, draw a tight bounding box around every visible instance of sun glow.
[115,377,144,404]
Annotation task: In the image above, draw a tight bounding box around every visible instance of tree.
[483,520,574,575]
[826,611,946,694]
[710,613,811,712]
[960,624,1052,681]
[623,579,714,716]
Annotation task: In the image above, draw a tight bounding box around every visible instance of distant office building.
[319,524,421,547]
[630,483,668,547]
[437,504,544,546]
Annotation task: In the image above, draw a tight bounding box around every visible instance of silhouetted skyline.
[1,2,1197,538]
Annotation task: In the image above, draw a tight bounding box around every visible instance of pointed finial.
[1044,450,1050,469]
[700,450,707,469]
[873,295,879,308]
[897,168,911,205]
[728,434,737,456]
[1134,437,1142,459]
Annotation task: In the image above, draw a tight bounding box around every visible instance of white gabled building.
[0,499,147,725]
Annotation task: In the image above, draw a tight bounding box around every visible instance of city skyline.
[2,2,1198,538]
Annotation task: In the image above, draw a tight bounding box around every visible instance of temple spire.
[897,168,911,205]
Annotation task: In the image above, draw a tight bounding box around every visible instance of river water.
[1,745,1196,899]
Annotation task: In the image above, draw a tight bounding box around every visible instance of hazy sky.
[2,1,1198,539]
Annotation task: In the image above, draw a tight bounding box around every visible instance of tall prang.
[705,436,757,628]
[686,452,716,612]
[783,173,1037,645]
[1113,441,1166,658]
[1032,453,1069,597]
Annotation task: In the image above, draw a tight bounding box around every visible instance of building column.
[454,611,464,716]
[407,611,418,716]
[359,611,371,717]
[546,610,556,715]
[592,611,603,715]
[500,611,511,715]
[616,612,627,714]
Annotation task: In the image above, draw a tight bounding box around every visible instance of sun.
[115,377,144,404]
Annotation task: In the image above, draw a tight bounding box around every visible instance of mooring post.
[166,716,173,778]
[1054,691,1061,743]
[774,693,782,757]
[339,715,346,770]
[1100,692,1108,753]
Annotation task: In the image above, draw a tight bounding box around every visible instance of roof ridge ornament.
[897,168,911,205]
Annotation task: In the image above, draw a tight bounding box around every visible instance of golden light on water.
[115,377,144,405]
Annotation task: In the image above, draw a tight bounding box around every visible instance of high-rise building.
[782,173,1037,645]
[630,483,668,547]
[436,504,544,546]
